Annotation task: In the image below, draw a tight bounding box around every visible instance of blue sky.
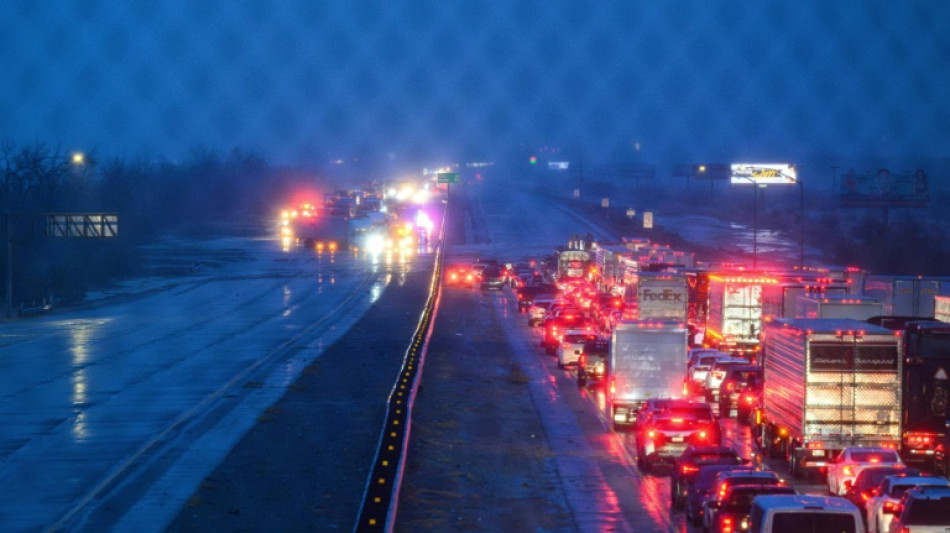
[1,1,948,169]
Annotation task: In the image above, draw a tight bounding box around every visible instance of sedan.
[827,446,905,496]
[865,474,948,533]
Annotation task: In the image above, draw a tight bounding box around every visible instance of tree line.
[0,141,311,311]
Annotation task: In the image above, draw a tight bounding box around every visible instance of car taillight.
[842,465,854,476]
[647,430,656,438]
[884,501,900,513]
[806,442,822,450]
[860,491,872,502]
[697,430,707,441]
[720,516,734,533]
[743,394,755,404]
[725,381,735,392]
[681,464,699,475]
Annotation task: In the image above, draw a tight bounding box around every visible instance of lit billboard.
[730,163,798,185]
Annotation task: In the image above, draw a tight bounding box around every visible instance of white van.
[748,494,865,533]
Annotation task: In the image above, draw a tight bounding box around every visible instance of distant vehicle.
[886,485,950,533]
[756,319,902,480]
[686,465,755,528]
[515,284,558,313]
[556,249,591,282]
[634,398,682,429]
[576,338,608,387]
[796,295,884,320]
[862,275,950,317]
[670,445,746,509]
[865,474,948,533]
[480,265,506,291]
[867,318,950,474]
[705,484,796,533]
[827,446,905,497]
[607,320,689,429]
[283,203,349,250]
[685,351,731,397]
[702,470,785,530]
[444,265,474,287]
[704,274,773,359]
[556,330,596,369]
[843,466,921,516]
[635,401,718,472]
[623,272,689,321]
[703,357,751,402]
[471,258,499,281]
[527,297,556,326]
[718,365,763,418]
[746,494,865,533]
[542,310,588,355]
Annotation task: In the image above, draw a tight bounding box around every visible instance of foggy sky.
[1,1,948,168]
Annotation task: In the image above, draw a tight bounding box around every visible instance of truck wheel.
[737,405,750,425]
[719,399,729,417]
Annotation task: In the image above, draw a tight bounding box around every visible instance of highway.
[400,180,832,532]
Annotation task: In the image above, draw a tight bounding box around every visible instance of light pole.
[798,178,805,268]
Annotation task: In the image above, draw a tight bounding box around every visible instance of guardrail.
[354,202,447,532]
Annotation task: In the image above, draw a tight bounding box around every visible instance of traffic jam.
[446,236,950,533]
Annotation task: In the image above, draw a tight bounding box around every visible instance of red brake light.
[843,465,854,476]
[681,464,700,475]
[884,501,900,512]
[725,382,735,392]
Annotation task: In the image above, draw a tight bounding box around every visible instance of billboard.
[839,168,929,208]
[730,163,798,184]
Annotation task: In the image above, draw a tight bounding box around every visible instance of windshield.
[771,512,856,533]
[850,451,899,463]
[665,407,713,421]
[905,497,950,524]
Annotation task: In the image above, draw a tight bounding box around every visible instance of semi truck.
[862,275,950,317]
[761,278,849,319]
[622,272,688,321]
[796,295,884,320]
[934,294,950,323]
[704,274,776,360]
[281,203,350,251]
[556,249,591,282]
[866,316,950,473]
[607,320,689,429]
[755,318,901,479]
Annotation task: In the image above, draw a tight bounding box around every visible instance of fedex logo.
[641,288,684,302]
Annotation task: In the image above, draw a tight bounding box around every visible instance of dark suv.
[671,445,747,509]
[480,265,506,291]
[718,365,762,419]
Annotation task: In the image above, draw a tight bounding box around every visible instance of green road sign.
[437,172,460,184]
